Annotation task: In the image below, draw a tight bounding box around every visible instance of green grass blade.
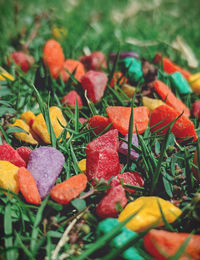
[151,112,184,194]
[157,199,175,232]
[100,223,159,260]
[15,231,35,260]
[4,202,16,259]
[32,84,57,147]
[184,148,194,195]
[74,99,79,133]
[108,49,120,85]
[0,124,10,144]
[170,233,194,260]
[124,183,145,191]
[74,209,143,260]
[30,196,49,254]
[196,138,200,180]
[107,86,126,106]
[70,143,80,174]
[84,90,97,115]
[127,96,134,168]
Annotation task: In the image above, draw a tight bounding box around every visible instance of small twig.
[22,13,49,51]
[78,188,96,200]
[51,211,85,260]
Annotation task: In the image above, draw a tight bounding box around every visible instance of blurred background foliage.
[0,0,200,69]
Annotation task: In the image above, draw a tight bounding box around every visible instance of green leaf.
[0,88,12,96]
[47,200,63,211]
[162,174,173,198]
[166,132,175,147]
[6,126,29,134]
[47,230,63,238]
[0,106,16,117]
[0,100,12,106]
[154,139,160,155]
[71,198,86,211]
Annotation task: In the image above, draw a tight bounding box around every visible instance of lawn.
[0,0,200,259]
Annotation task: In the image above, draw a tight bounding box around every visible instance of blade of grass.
[30,196,49,254]
[4,202,17,259]
[107,85,126,106]
[6,126,29,135]
[0,124,10,144]
[157,199,175,232]
[34,86,57,147]
[184,148,194,195]
[124,183,145,191]
[15,231,35,260]
[137,132,155,177]
[70,143,80,174]
[126,83,140,168]
[151,112,184,194]
[170,232,194,260]
[108,49,120,85]
[127,95,134,168]
[74,99,79,133]
[19,75,57,147]
[74,208,143,260]
[100,223,159,260]
[84,90,97,115]
[196,138,200,180]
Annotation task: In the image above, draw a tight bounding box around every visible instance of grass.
[0,0,200,259]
